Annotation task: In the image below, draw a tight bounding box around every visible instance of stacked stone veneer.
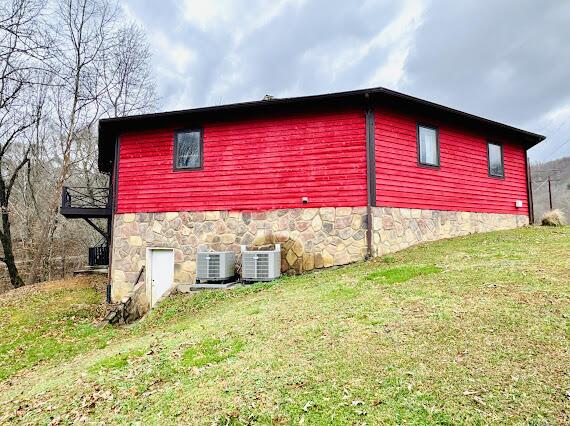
[110,206,528,301]
[371,207,528,257]
[111,207,368,301]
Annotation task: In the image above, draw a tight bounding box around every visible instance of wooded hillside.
[0,0,158,291]
[531,156,570,221]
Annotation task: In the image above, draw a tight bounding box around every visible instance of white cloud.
[153,32,197,74]
[181,0,306,42]
[366,0,425,88]
[207,53,245,105]
[543,105,570,124]
[369,48,409,88]
[262,0,426,94]
[180,0,232,31]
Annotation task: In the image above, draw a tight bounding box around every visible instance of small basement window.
[417,124,439,167]
[174,129,202,170]
[487,142,504,178]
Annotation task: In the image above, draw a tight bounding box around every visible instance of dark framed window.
[417,123,440,167]
[174,129,203,170]
[487,141,504,178]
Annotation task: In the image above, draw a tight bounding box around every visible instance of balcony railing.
[60,186,112,218]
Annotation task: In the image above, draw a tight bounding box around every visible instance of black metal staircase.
[89,242,110,267]
[60,186,112,267]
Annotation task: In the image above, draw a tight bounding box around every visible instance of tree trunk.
[1,209,25,288]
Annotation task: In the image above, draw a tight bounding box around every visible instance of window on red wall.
[417,124,439,167]
[174,129,203,170]
[488,142,504,178]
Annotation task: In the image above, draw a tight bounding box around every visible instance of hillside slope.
[0,227,569,425]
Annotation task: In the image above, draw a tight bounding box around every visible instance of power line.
[547,138,570,158]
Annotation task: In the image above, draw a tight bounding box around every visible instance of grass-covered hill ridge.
[0,227,569,424]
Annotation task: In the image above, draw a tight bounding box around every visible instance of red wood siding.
[116,110,367,213]
[374,108,529,214]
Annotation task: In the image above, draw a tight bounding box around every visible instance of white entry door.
[146,248,174,307]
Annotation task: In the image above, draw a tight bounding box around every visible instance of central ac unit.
[241,244,281,282]
[196,251,235,282]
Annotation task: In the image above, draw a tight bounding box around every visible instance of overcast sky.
[122,0,570,162]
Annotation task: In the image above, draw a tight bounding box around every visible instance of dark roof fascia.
[98,86,546,172]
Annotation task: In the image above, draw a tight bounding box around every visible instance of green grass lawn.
[0,227,569,425]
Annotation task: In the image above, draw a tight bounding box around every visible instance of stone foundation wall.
[110,206,528,302]
[111,207,368,301]
[371,207,528,256]
[104,280,149,325]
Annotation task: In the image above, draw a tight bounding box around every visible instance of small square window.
[488,142,504,178]
[417,124,439,167]
[174,129,202,170]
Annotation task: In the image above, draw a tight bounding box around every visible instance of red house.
[61,87,544,306]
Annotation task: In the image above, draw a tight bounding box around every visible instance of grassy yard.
[0,227,568,425]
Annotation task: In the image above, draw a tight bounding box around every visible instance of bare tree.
[27,0,116,283]
[0,0,158,289]
[25,0,158,284]
[0,0,47,288]
[99,22,157,117]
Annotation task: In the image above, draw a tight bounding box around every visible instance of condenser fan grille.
[255,254,269,278]
[241,244,281,281]
[196,252,235,281]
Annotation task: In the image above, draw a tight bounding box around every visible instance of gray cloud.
[211,0,401,102]
[124,0,408,105]
[123,0,570,161]
[401,0,570,160]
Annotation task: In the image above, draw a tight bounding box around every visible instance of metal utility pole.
[532,169,560,211]
[548,177,553,210]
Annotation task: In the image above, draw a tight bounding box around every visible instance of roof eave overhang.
[97,87,546,173]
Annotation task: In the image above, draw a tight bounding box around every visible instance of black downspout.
[106,137,120,304]
[525,150,534,224]
[365,95,377,259]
